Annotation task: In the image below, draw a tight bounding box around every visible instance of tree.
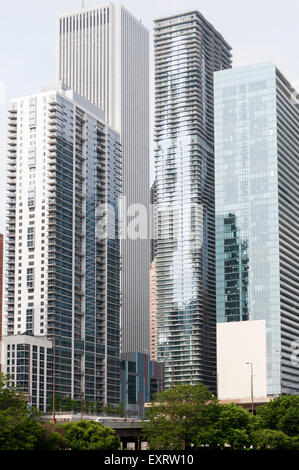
[252,429,299,450]
[142,383,216,450]
[62,420,120,450]
[62,396,77,412]
[48,393,62,413]
[34,422,67,450]
[96,402,103,414]
[195,403,254,450]
[0,373,69,450]
[103,403,116,416]
[0,373,43,450]
[256,395,299,437]
[114,402,125,417]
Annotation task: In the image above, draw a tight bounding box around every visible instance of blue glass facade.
[48,96,74,397]
[47,90,121,406]
[120,352,164,418]
[215,62,299,395]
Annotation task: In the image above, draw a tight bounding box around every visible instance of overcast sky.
[1,0,299,233]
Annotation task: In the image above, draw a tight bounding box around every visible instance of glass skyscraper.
[154,11,231,391]
[215,62,299,395]
[3,83,121,410]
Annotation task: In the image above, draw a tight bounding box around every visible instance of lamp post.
[245,362,254,414]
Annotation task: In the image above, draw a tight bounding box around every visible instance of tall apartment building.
[149,258,157,362]
[2,83,121,411]
[0,234,3,372]
[57,4,150,354]
[149,181,157,361]
[154,11,231,391]
[215,62,299,396]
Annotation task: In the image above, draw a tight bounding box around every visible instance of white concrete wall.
[217,320,267,400]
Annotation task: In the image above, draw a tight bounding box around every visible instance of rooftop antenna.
[81,0,85,9]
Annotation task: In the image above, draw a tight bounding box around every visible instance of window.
[28,187,35,207]
[27,268,34,289]
[28,147,36,168]
[29,98,37,128]
[26,308,34,334]
[27,226,35,247]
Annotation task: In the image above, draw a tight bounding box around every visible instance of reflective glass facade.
[154,11,231,392]
[120,352,164,418]
[4,85,121,410]
[215,62,299,395]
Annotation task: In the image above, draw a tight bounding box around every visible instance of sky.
[1,0,299,234]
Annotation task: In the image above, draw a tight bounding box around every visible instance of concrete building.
[57,3,150,354]
[0,234,3,372]
[3,82,121,411]
[215,62,299,396]
[120,352,164,419]
[154,10,231,392]
[149,258,157,362]
[217,320,268,404]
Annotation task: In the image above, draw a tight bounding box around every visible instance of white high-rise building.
[57,4,150,354]
[3,82,122,411]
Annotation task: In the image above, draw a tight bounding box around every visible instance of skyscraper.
[0,234,3,372]
[57,4,150,354]
[149,258,157,362]
[149,181,157,362]
[154,11,231,391]
[215,62,299,396]
[3,83,121,410]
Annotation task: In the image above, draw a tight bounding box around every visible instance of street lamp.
[245,362,254,414]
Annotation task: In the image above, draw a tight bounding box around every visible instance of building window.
[28,147,36,167]
[28,187,36,207]
[26,308,34,334]
[27,268,34,289]
[27,226,35,247]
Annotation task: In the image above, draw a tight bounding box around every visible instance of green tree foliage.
[142,383,215,450]
[62,420,120,450]
[48,394,104,415]
[114,402,125,417]
[0,373,68,450]
[0,373,43,450]
[255,395,299,437]
[0,413,44,450]
[103,403,116,416]
[96,402,103,414]
[143,385,299,451]
[34,422,67,450]
[196,403,254,450]
[252,429,299,450]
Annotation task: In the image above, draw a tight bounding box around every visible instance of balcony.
[47,170,57,179]
[48,205,56,213]
[8,113,17,122]
[7,127,17,135]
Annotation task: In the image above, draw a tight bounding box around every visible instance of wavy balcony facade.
[154,11,231,392]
